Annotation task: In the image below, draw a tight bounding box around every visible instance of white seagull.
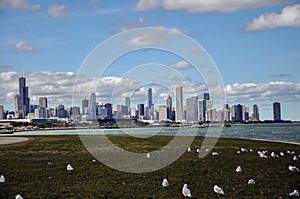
[212,152,219,156]
[271,152,279,158]
[289,190,299,197]
[289,165,300,172]
[280,152,284,156]
[237,150,241,154]
[258,151,268,158]
[241,147,248,152]
[162,178,169,187]
[187,147,191,152]
[146,152,151,158]
[196,148,200,153]
[0,175,6,183]
[236,166,242,173]
[213,185,225,196]
[248,179,255,185]
[67,164,74,171]
[293,155,298,161]
[182,184,192,198]
[15,194,24,199]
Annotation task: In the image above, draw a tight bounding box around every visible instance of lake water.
[6,123,300,144]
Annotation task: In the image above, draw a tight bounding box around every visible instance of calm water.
[6,123,300,144]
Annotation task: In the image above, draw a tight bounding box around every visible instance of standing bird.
[248,179,255,185]
[66,164,74,171]
[213,185,225,196]
[0,175,6,183]
[162,178,169,187]
[271,152,279,158]
[146,152,151,158]
[182,184,192,198]
[293,155,298,161]
[187,147,191,152]
[15,194,23,199]
[236,166,242,173]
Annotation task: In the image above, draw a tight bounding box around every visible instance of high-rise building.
[137,104,144,117]
[273,102,281,121]
[0,105,4,120]
[82,99,89,114]
[186,96,198,122]
[198,100,204,121]
[252,104,259,122]
[148,88,153,109]
[204,92,210,101]
[125,97,130,115]
[175,86,183,121]
[235,104,243,122]
[56,104,66,118]
[158,105,168,122]
[39,97,48,108]
[89,93,97,120]
[166,95,172,120]
[105,103,113,119]
[17,77,30,118]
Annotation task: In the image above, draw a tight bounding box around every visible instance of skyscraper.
[252,104,259,122]
[105,103,113,119]
[137,104,144,117]
[125,97,130,115]
[17,77,30,118]
[175,86,183,121]
[89,93,97,120]
[273,102,281,121]
[166,95,172,120]
[82,99,89,115]
[0,105,4,120]
[39,97,48,108]
[148,88,153,109]
[186,96,198,122]
[204,92,210,101]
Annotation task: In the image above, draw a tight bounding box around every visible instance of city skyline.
[0,76,289,123]
[0,1,299,120]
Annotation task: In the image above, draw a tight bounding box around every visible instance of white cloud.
[245,4,300,31]
[124,27,188,46]
[15,41,36,52]
[48,4,66,19]
[168,61,192,70]
[225,81,300,103]
[0,0,40,10]
[134,0,286,13]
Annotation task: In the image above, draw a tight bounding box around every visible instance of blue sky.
[0,0,300,120]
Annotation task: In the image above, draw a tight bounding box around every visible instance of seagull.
[271,152,279,158]
[196,148,200,153]
[213,185,225,196]
[241,148,248,152]
[289,190,299,197]
[212,152,219,156]
[92,159,97,162]
[289,165,300,172]
[293,156,298,161]
[15,194,23,199]
[249,149,253,152]
[236,166,242,173]
[67,164,74,171]
[290,151,295,155]
[248,179,255,185]
[162,178,169,187]
[280,152,284,156]
[0,175,6,183]
[182,184,192,198]
[259,152,268,158]
[187,147,191,152]
[237,151,241,154]
[146,152,151,158]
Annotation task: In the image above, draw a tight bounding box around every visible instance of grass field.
[0,135,299,198]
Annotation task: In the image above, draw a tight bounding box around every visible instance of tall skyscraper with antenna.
[17,76,30,118]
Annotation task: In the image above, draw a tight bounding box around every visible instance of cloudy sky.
[0,0,299,120]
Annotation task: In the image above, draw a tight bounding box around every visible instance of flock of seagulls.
[1,145,299,198]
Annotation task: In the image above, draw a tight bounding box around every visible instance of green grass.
[0,135,299,198]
